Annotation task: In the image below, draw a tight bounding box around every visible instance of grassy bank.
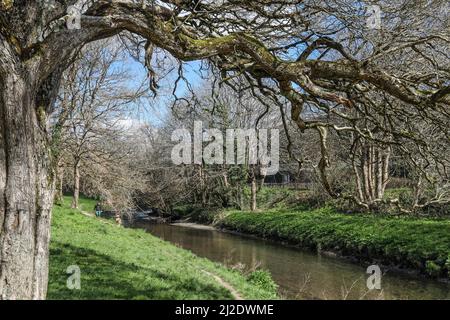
[48,197,277,300]
[217,207,450,279]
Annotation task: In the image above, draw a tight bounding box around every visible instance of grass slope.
[48,197,277,300]
[218,207,450,278]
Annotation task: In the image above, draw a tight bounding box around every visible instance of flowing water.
[133,222,450,300]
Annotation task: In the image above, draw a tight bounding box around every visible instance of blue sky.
[121,54,205,127]
[118,35,329,128]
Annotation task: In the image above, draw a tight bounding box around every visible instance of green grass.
[48,197,277,300]
[218,207,450,278]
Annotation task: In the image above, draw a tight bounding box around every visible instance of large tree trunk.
[0,69,55,300]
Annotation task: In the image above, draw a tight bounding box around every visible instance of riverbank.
[142,221,450,299]
[215,207,450,279]
[47,197,278,300]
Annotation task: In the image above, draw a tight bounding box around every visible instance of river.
[132,221,450,300]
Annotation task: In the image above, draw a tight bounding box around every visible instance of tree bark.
[361,144,373,203]
[258,173,266,192]
[0,68,54,300]
[198,165,207,207]
[250,167,257,211]
[351,136,366,203]
[381,147,391,196]
[375,149,383,200]
[115,211,122,226]
[355,142,390,208]
[71,161,80,209]
[54,163,64,205]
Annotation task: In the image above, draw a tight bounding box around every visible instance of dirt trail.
[81,211,94,217]
[202,270,244,300]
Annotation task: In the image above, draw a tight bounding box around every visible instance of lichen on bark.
[0,0,13,10]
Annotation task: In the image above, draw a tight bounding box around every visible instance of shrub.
[425,260,442,277]
[247,270,278,293]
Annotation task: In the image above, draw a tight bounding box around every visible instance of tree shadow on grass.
[48,242,234,300]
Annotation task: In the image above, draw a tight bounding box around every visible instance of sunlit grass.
[48,197,277,300]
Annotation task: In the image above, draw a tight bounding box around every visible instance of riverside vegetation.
[175,188,450,280]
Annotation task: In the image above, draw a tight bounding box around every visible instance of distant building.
[263,168,314,189]
[264,171,293,184]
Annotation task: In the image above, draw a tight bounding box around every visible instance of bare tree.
[55,40,145,209]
